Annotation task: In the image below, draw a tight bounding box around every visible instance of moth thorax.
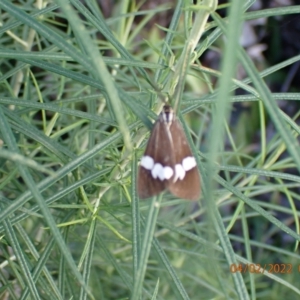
[161,105,174,124]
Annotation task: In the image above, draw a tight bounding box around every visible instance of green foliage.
[0,0,300,299]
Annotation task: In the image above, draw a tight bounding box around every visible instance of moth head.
[161,105,174,124]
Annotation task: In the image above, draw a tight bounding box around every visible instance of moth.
[137,105,201,200]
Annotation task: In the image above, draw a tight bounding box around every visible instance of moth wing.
[137,165,165,199]
[167,119,201,200]
[137,119,175,199]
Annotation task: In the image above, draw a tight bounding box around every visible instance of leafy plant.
[0,0,300,299]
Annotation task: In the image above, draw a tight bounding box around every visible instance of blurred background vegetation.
[0,0,300,299]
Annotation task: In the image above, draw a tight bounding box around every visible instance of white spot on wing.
[164,166,173,180]
[182,156,196,171]
[152,163,163,179]
[173,157,196,182]
[174,164,186,181]
[152,163,173,181]
[141,156,154,170]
